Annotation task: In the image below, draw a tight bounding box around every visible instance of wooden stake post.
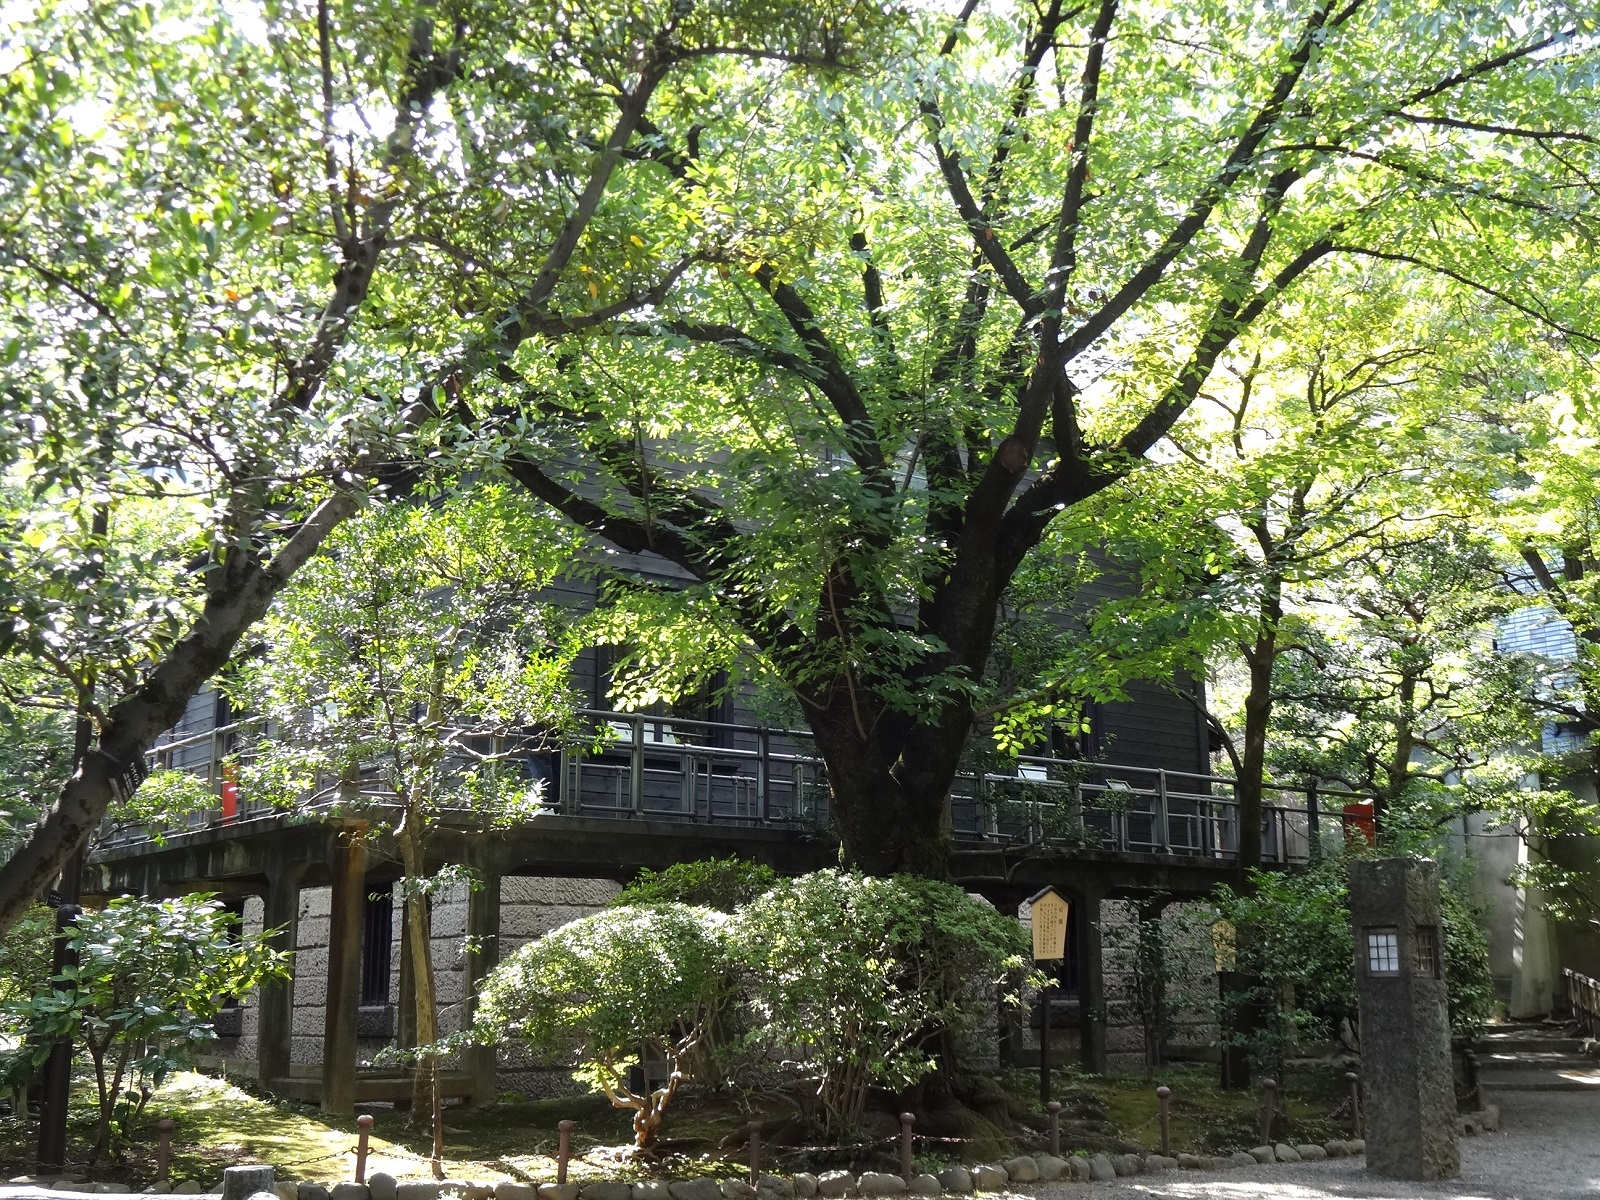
[1027,887,1069,1108]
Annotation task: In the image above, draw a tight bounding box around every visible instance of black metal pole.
[1039,982,1052,1108]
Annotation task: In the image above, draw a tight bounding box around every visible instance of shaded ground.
[5,1077,1590,1197]
[0,1064,1358,1187]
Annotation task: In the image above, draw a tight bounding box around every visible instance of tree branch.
[1049,0,1118,297]
[1329,245,1600,347]
[1057,0,1351,365]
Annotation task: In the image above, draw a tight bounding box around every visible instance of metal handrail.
[109,707,1368,862]
[1566,967,1600,1038]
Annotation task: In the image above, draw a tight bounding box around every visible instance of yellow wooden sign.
[1028,887,1069,961]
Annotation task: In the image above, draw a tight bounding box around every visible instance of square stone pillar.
[1350,857,1459,1180]
[257,862,305,1088]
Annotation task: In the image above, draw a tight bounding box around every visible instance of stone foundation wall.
[207,875,621,1096]
[210,877,1220,1090]
[495,877,622,1099]
[1101,900,1220,1071]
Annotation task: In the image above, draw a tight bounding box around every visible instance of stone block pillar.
[322,830,367,1114]
[1350,857,1459,1180]
[462,869,501,1106]
[1075,891,1107,1074]
[257,862,305,1088]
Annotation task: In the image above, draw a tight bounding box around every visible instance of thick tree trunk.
[808,703,967,877]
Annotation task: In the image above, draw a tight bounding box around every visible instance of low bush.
[477,871,1033,1144]
[736,871,1031,1136]
[613,856,778,913]
[476,903,733,1150]
[1212,850,1497,1076]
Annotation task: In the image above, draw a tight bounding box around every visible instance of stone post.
[462,866,501,1106]
[257,862,305,1088]
[322,829,368,1114]
[1349,857,1459,1180]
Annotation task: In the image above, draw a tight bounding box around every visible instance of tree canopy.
[1,0,1598,919]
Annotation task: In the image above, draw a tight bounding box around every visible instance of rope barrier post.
[156,1119,176,1182]
[1046,1101,1061,1158]
[1155,1086,1170,1157]
[1345,1071,1361,1137]
[1464,1050,1480,1110]
[748,1125,761,1186]
[558,1120,574,1185]
[1260,1078,1277,1147]
[354,1114,373,1183]
[900,1112,916,1182]
[1039,981,1052,1108]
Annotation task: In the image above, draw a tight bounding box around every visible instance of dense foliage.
[1,0,1598,931]
[478,871,1029,1141]
[0,895,285,1160]
[1212,853,1495,1078]
[613,856,779,913]
[736,871,1030,1135]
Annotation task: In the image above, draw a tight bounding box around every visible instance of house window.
[1365,926,1400,975]
[1414,925,1439,977]
[361,887,393,1006]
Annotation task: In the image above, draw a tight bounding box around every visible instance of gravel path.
[1027,1090,1600,1199]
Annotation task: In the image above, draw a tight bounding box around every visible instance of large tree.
[423,0,1600,873]
[0,0,872,932]
[0,0,462,932]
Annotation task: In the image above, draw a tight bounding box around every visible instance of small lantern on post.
[1155,1086,1171,1157]
[557,1120,574,1185]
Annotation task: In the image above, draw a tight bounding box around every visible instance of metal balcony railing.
[103,708,1372,864]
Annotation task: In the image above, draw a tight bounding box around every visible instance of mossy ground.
[0,1061,1356,1186]
[1005,1062,1353,1157]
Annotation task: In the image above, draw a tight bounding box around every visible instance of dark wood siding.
[1094,671,1207,776]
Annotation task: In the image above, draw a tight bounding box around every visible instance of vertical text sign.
[1029,887,1069,961]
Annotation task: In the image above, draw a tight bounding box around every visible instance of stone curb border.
[13,1108,1504,1200]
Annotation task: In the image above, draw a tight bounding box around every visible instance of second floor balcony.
[104,709,1373,870]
